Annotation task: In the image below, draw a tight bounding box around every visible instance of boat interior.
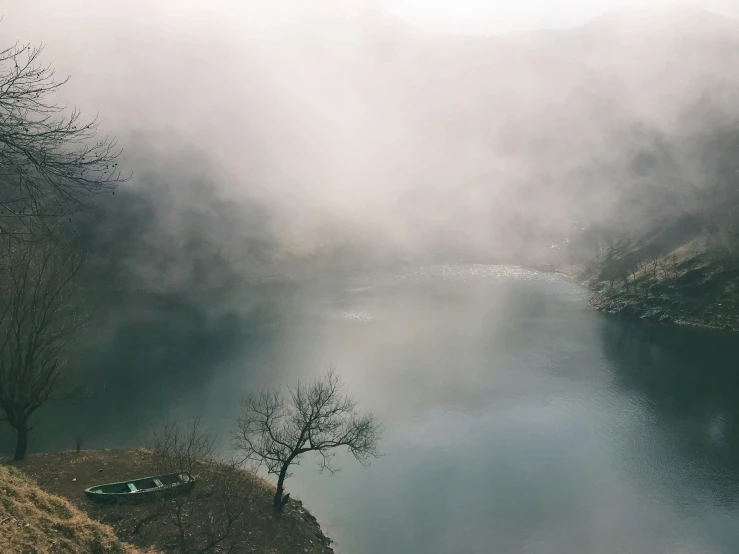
[97,473,187,494]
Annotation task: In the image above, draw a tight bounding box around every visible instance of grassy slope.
[17,449,334,554]
[0,464,148,554]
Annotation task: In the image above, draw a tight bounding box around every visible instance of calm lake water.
[5,265,739,553]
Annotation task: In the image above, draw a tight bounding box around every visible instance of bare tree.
[658,253,679,280]
[629,259,645,294]
[603,235,630,265]
[234,368,382,512]
[153,418,215,478]
[594,234,632,290]
[0,238,89,459]
[644,254,661,298]
[147,419,251,554]
[0,38,129,239]
[622,271,631,292]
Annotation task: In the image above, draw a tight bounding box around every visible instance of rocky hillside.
[579,215,739,331]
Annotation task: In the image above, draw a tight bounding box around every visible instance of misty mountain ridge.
[272,5,739,248]
[582,5,739,36]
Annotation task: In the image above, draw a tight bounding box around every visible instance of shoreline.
[532,262,739,334]
[587,289,739,334]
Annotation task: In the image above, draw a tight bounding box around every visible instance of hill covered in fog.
[274,5,739,278]
[9,3,739,291]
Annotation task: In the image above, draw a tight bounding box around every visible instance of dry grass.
[0,463,150,554]
[15,449,334,554]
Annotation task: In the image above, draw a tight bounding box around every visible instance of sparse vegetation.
[582,233,739,332]
[148,419,251,554]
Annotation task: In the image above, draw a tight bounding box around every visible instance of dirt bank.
[15,449,334,554]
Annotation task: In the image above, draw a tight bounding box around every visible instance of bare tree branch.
[0,37,130,240]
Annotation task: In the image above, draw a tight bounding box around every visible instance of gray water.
[6,265,739,553]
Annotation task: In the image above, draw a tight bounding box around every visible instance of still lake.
[6,265,739,553]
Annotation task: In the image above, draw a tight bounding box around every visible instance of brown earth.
[12,449,334,554]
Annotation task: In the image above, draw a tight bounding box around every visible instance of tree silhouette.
[0,239,89,459]
[0,38,129,239]
[234,368,382,511]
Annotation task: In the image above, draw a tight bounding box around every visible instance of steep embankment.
[584,230,739,332]
[17,449,334,554]
[0,463,146,554]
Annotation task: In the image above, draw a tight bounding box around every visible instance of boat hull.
[84,472,196,503]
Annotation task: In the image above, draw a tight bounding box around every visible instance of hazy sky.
[384,0,739,33]
[5,1,739,37]
[196,0,739,34]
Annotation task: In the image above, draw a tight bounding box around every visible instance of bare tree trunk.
[14,422,29,461]
[274,466,289,511]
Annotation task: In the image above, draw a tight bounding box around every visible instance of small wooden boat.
[84,472,196,503]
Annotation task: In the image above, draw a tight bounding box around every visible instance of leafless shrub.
[144,418,251,554]
[641,254,662,298]
[629,263,641,294]
[658,253,680,280]
[153,418,214,479]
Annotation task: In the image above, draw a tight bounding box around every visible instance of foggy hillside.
[4,3,739,286]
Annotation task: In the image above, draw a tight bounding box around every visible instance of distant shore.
[528,260,739,333]
[587,288,739,333]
